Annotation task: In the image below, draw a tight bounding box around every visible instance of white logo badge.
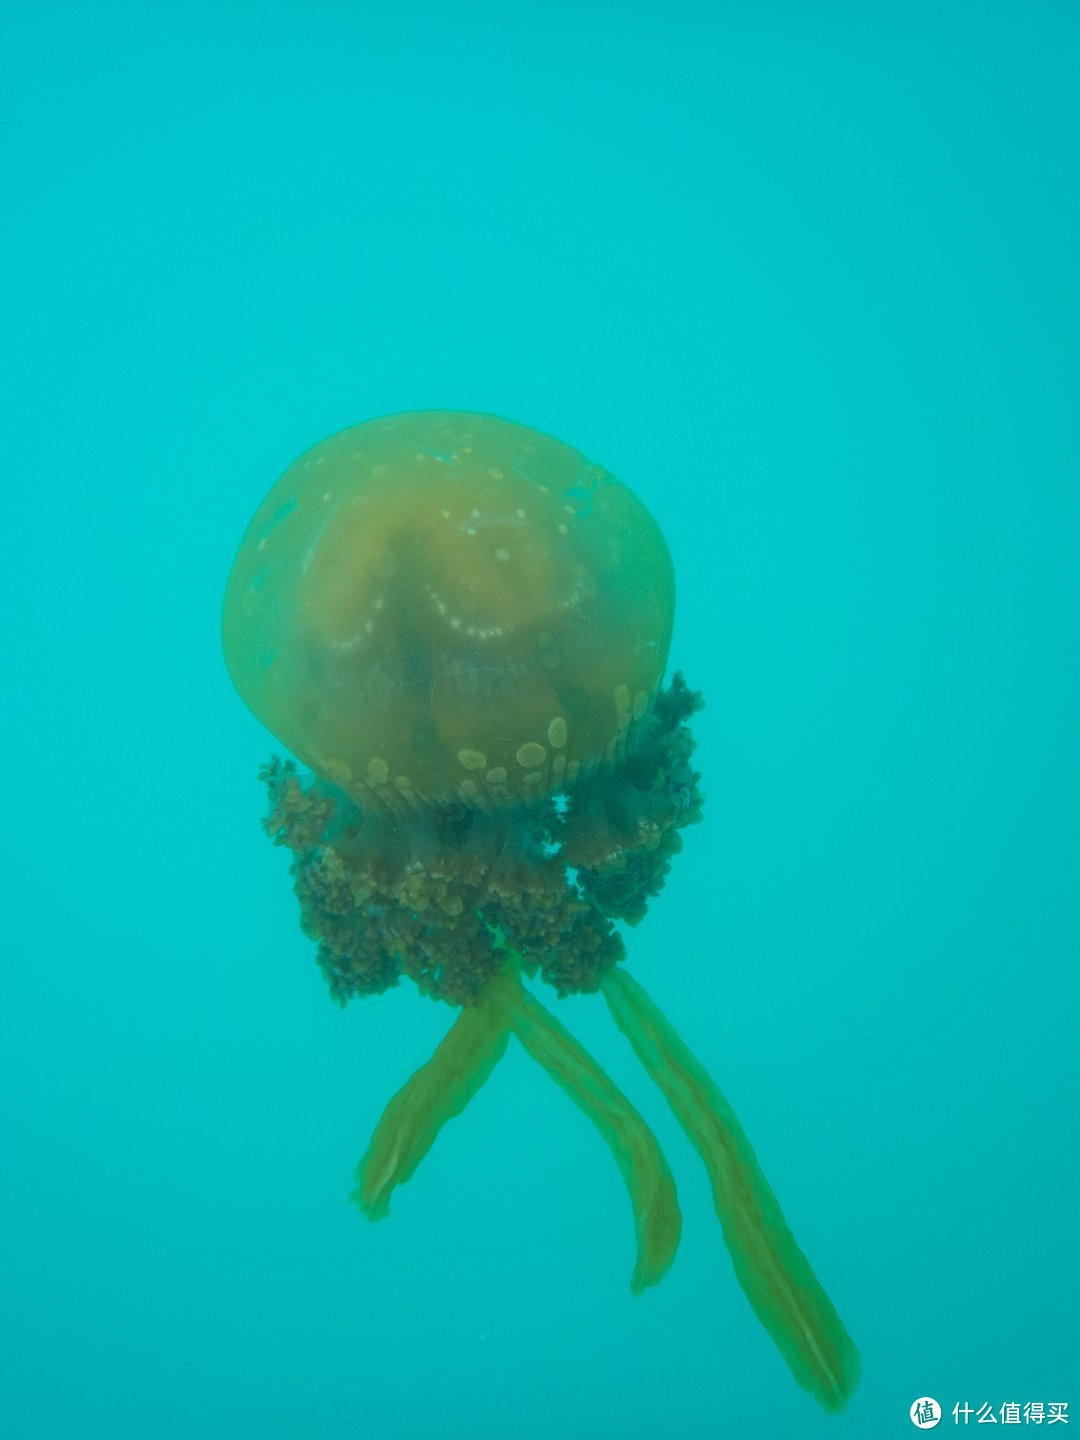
[910,1397,942,1429]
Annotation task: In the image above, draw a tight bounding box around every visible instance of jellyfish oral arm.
[484,965,682,1295]
[353,997,510,1220]
[599,968,860,1413]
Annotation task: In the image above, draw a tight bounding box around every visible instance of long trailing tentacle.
[600,966,860,1412]
[483,964,681,1294]
[353,996,510,1220]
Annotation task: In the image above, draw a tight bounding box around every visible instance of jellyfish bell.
[223,411,675,811]
[223,411,860,1413]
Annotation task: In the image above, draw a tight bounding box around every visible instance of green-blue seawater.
[2,4,1076,1437]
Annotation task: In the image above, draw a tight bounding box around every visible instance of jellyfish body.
[223,411,674,810]
[223,412,859,1411]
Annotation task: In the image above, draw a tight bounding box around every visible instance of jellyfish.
[222,411,860,1411]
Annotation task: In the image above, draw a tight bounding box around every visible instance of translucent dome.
[223,411,675,808]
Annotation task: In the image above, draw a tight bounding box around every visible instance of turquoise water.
[3,4,1077,1437]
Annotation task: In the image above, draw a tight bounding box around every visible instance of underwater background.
[2,3,1077,1437]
